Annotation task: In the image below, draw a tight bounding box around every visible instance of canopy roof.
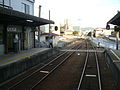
[0,7,54,26]
[107,12,120,26]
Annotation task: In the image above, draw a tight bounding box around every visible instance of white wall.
[53,36,59,47]
[40,35,46,42]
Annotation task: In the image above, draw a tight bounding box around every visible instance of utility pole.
[38,5,41,42]
[49,10,51,34]
[116,31,119,50]
[39,5,41,17]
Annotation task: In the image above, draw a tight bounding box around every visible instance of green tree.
[73,31,79,35]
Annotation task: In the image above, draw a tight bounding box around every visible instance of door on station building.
[7,33,21,52]
[7,33,14,52]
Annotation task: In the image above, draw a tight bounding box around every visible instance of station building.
[0,0,54,55]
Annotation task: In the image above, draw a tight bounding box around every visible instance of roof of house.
[0,7,54,26]
[107,12,120,26]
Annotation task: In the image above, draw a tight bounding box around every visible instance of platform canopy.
[107,12,120,26]
[0,7,54,26]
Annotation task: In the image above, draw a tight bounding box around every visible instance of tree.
[73,31,79,35]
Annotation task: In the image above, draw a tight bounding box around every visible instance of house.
[93,28,113,37]
[39,33,59,47]
[0,0,54,55]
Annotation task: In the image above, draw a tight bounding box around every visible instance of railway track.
[0,39,117,90]
[77,40,102,90]
[32,40,88,90]
[0,40,83,90]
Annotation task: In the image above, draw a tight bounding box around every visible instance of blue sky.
[35,0,120,28]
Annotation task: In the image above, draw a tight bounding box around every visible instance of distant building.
[39,33,59,47]
[93,28,113,37]
[0,0,54,55]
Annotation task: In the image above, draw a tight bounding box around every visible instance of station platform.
[0,48,50,66]
[108,37,120,42]
[106,49,120,62]
[0,48,59,83]
[106,49,120,89]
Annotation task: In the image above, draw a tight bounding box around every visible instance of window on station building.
[22,3,30,14]
[4,0,10,6]
[0,0,11,8]
[0,0,10,5]
[0,0,3,4]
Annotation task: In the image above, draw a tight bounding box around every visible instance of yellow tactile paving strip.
[0,55,31,65]
[110,50,120,63]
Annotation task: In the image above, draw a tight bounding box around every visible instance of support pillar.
[3,24,8,54]
[22,26,25,50]
[33,29,35,48]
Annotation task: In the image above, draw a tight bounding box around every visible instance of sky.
[34,0,120,28]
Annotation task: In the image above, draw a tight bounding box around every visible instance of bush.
[73,31,78,35]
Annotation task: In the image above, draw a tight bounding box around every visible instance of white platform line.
[110,50,120,60]
[61,49,104,52]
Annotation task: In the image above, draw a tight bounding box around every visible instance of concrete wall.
[0,49,59,83]
[106,50,120,89]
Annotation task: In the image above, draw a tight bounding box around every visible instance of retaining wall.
[106,49,120,89]
[0,49,59,83]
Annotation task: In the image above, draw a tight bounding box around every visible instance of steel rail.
[8,41,81,90]
[90,41,102,90]
[31,43,82,89]
[77,40,89,90]
[77,40,102,90]
[8,52,69,90]
[77,51,89,90]
[30,52,74,90]
[93,45,102,90]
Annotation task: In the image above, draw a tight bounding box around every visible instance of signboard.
[7,25,22,32]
